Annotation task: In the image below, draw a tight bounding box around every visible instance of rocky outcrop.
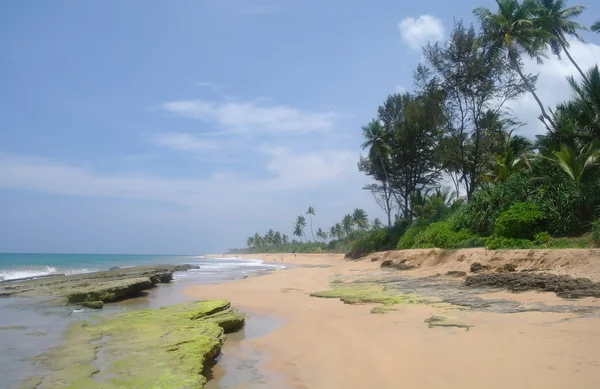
[465,272,600,299]
[470,262,490,273]
[32,300,245,389]
[0,266,175,305]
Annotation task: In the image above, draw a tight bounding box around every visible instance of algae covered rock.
[66,277,154,304]
[33,300,245,389]
[80,300,104,309]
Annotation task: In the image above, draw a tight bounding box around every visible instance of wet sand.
[188,252,600,389]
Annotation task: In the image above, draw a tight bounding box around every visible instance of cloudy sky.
[1,0,599,254]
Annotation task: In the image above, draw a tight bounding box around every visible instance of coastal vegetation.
[233,0,600,258]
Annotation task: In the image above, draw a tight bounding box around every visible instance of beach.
[187,251,600,389]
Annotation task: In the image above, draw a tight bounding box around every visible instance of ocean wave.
[0,266,95,281]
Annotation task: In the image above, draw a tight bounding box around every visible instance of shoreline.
[185,250,600,389]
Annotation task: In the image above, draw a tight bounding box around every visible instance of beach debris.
[425,315,471,331]
[470,262,490,273]
[465,272,600,299]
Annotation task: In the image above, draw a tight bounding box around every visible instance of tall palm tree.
[247,236,255,248]
[253,233,262,248]
[371,218,383,230]
[282,234,290,245]
[535,0,588,79]
[352,208,369,230]
[329,226,337,240]
[334,223,344,240]
[316,228,327,242]
[361,120,391,182]
[474,0,558,130]
[591,20,600,33]
[342,214,354,237]
[567,65,600,137]
[552,141,600,182]
[306,206,316,242]
[294,215,307,242]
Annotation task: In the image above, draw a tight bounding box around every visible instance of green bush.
[346,224,408,259]
[397,225,426,249]
[494,202,545,240]
[592,219,600,247]
[414,221,476,249]
[486,236,534,250]
[534,231,552,245]
[463,174,531,236]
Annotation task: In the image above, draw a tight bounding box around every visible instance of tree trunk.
[510,53,557,131]
[559,40,586,81]
[309,216,315,243]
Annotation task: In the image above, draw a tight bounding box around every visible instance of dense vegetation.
[232,0,600,257]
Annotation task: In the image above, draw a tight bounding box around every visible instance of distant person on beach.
[293,249,297,259]
[280,255,283,261]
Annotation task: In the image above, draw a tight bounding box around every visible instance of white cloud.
[508,39,600,138]
[152,132,218,152]
[395,85,407,94]
[398,15,444,51]
[160,100,338,134]
[196,81,228,91]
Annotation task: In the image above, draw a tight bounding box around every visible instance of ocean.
[0,253,287,389]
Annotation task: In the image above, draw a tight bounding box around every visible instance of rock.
[464,272,600,299]
[470,262,490,273]
[381,259,415,271]
[496,264,518,273]
[0,266,175,305]
[33,300,245,389]
[108,266,121,271]
[446,271,467,277]
[173,264,201,271]
[371,256,380,262]
[81,300,104,309]
[66,277,154,304]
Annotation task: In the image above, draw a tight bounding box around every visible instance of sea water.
[0,253,286,389]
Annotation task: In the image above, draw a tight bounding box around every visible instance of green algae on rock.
[311,284,426,308]
[32,300,245,389]
[425,315,471,331]
[80,301,104,309]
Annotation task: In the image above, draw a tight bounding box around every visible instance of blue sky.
[1,0,599,254]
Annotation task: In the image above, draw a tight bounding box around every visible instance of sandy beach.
[188,251,600,389]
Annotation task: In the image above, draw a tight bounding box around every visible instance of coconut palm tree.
[371,218,383,230]
[342,214,354,237]
[488,132,534,182]
[306,206,316,242]
[361,120,391,182]
[352,208,369,230]
[552,141,600,182]
[591,20,600,33]
[294,215,307,242]
[316,228,327,242]
[247,236,255,248]
[567,65,600,137]
[334,223,344,239]
[282,234,290,245]
[329,226,337,240]
[474,0,557,130]
[535,0,588,79]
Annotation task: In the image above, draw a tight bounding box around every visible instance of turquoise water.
[0,253,199,280]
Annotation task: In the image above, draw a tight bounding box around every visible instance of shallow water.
[0,256,287,389]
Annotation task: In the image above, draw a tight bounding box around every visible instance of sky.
[1,0,599,254]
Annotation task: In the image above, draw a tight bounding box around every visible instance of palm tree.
[567,65,600,137]
[535,0,588,79]
[552,141,600,182]
[282,234,290,245]
[316,228,327,242]
[489,132,534,182]
[352,208,369,230]
[591,20,600,33]
[361,120,391,181]
[342,214,354,237]
[371,218,383,230]
[474,0,557,130]
[274,231,282,246]
[247,236,255,248]
[334,223,344,239]
[294,215,307,242]
[253,233,262,248]
[306,206,316,242]
[329,226,337,240]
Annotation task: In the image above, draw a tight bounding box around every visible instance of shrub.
[397,225,426,249]
[486,236,534,250]
[414,222,477,249]
[592,219,600,247]
[346,224,408,259]
[463,174,531,236]
[494,202,545,240]
[534,231,551,245]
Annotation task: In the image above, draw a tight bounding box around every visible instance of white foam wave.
[0,266,58,281]
[0,266,96,281]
